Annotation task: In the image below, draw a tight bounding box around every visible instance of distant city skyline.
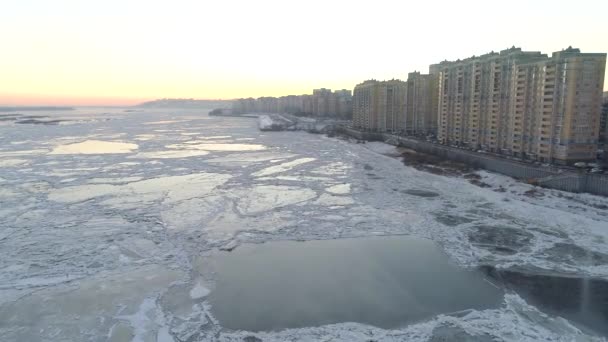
[1,0,607,106]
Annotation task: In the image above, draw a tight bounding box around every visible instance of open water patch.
[208,235,503,332]
[480,265,608,336]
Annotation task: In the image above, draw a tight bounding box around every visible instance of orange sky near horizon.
[0,94,147,106]
[1,0,607,106]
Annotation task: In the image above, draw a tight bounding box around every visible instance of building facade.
[353,79,407,132]
[333,89,353,119]
[232,89,352,119]
[405,72,438,135]
[433,47,606,164]
[600,91,608,144]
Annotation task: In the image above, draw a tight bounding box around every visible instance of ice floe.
[49,140,138,154]
[252,157,316,177]
[167,143,266,151]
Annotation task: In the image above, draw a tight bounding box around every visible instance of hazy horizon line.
[0,97,237,107]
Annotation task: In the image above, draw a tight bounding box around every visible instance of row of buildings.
[232,89,353,119]
[352,72,438,135]
[353,47,607,164]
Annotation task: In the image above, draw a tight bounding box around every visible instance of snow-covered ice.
[132,150,210,159]
[252,157,316,177]
[49,139,139,154]
[166,142,266,151]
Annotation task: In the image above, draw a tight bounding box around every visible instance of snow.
[218,294,603,342]
[189,282,210,299]
[314,193,355,206]
[49,140,138,154]
[166,142,266,151]
[0,158,29,167]
[132,150,210,159]
[144,120,191,125]
[252,157,316,177]
[236,185,317,215]
[0,149,48,157]
[326,183,351,195]
[258,114,275,130]
[1,108,607,341]
[206,152,296,165]
[134,134,157,141]
[48,173,232,204]
[88,176,145,184]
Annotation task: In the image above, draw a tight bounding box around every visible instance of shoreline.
[337,127,608,197]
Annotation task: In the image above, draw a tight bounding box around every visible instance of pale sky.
[1,0,607,105]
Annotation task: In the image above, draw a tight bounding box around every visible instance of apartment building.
[312,88,332,116]
[352,75,437,134]
[334,89,354,119]
[277,95,303,114]
[353,79,407,132]
[232,89,353,118]
[433,47,606,164]
[599,92,608,144]
[232,97,257,114]
[257,97,279,113]
[405,72,439,135]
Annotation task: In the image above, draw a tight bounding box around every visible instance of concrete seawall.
[338,127,608,197]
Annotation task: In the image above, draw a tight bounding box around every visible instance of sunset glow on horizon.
[1,0,607,106]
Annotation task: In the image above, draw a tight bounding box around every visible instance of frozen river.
[1,108,608,341]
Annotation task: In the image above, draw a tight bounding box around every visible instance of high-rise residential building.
[433,47,546,151]
[312,88,332,116]
[278,95,303,113]
[257,97,279,113]
[301,95,313,114]
[600,92,608,144]
[352,75,437,133]
[334,89,353,119]
[353,79,407,132]
[405,72,438,135]
[353,81,379,130]
[231,89,352,118]
[232,97,257,114]
[433,47,606,164]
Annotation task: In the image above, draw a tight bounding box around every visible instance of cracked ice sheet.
[88,176,144,184]
[161,195,230,231]
[0,265,184,342]
[0,159,29,167]
[131,150,210,159]
[235,185,317,215]
[314,193,355,206]
[252,157,316,177]
[47,172,232,205]
[206,152,296,165]
[326,183,351,194]
[166,142,266,151]
[48,140,138,154]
